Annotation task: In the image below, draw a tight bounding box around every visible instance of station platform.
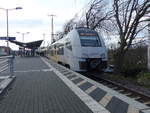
[0,56,149,113]
[0,57,109,113]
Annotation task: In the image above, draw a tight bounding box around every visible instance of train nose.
[89,59,101,69]
[86,58,101,70]
[79,59,101,71]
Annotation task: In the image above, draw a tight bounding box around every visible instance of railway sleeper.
[59,69,66,71]
[111,87,118,90]
[143,101,150,105]
[127,94,139,98]
[105,84,114,88]
[100,82,109,85]
[116,89,125,92]
[138,98,150,103]
[132,96,141,100]
[124,92,132,96]
[58,68,65,71]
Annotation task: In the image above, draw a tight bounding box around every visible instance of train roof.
[50,27,99,46]
[76,27,98,34]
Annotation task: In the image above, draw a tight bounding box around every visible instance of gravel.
[95,72,150,96]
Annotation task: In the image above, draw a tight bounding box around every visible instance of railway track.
[45,59,150,107]
[83,72,150,107]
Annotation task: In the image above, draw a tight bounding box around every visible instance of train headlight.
[101,53,105,58]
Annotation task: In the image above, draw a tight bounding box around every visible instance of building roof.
[10,40,43,49]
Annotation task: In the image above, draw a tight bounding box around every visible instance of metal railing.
[0,55,14,76]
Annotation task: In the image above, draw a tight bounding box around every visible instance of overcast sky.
[0,0,91,50]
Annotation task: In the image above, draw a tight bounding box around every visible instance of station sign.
[0,37,16,41]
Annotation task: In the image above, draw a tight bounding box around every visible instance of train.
[40,27,108,72]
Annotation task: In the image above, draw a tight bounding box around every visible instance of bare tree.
[85,0,113,30]
[63,18,76,34]
[56,0,113,40]
[55,31,64,40]
[55,18,77,40]
[112,0,150,72]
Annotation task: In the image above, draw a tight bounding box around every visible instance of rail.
[85,73,150,107]
[0,55,14,76]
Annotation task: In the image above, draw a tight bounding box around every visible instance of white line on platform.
[41,57,110,113]
[14,69,52,73]
[14,70,41,73]
[0,76,10,79]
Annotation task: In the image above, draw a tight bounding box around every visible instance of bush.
[121,47,147,77]
[108,47,147,76]
[122,66,145,77]
[137,72,150,86]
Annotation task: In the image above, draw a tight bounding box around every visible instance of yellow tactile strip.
[45,58,150,113]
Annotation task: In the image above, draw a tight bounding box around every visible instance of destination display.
[77,29,98,36]
[79,32,97,36]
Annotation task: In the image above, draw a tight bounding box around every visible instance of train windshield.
[77,28,101,47]
[80,35,101,47]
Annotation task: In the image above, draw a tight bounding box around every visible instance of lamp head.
[15,7,23,10]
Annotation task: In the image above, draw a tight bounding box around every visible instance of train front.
[73,28,107,71]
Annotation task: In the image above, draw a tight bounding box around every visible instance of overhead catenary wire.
[71,0,94,22]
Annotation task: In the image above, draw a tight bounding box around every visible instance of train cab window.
[67,45,72,51]
[66,42,72,51]
[80,36,101,47]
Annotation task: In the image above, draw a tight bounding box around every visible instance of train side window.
[50,50,54,56]
[58,47,64,55]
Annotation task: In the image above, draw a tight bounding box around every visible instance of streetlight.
[16,32,30,56]
[48,14,56,44]
[42,33,46,47]
[16,32,30,43]
[0,7,23,53]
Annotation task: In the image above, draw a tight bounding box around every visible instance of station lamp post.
[16,32,30,43]
[16,32,30,56]
[48,14,56,44]
[0,7,22,51]
[42,33,46,47]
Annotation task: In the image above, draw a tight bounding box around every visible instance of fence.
[0,55,14,76]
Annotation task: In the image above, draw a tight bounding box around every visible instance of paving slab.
[0,76,15,95]
[43,57,150,113]
[0,79,3,83]
[0,57,104,113]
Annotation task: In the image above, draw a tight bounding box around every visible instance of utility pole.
[48,14,56,44]
[16,32,30,43]
[74,0,77,12]
[6,9,9,48]
[42,33,46,47]
[16,32,30,56]
[0,7,22,54]
[148,23,150,71]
